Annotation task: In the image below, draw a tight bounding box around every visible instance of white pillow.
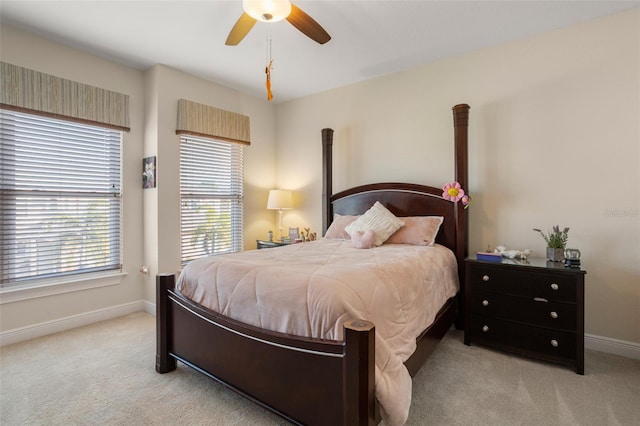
[345,201,404,246]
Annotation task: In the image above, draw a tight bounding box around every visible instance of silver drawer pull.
[550,339,559,347]
[534,297,549,303]
[482,325,489,332]
[550,283,559,290]
[482,275,490,282]
[550,311,558,319]
[482,299,489,306]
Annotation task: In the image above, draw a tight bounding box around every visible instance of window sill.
[0,271,127,305]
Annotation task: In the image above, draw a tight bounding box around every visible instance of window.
[0,109,122,288]
[180,135,244,265]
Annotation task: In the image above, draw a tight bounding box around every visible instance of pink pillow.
[324,214,359,239]
[385,216,444,246]
[351,230,376,249]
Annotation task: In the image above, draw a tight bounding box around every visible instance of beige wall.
[0,25,278,332]
[141,64,277,302]
[275,9,640,344]
[0,25,145,330]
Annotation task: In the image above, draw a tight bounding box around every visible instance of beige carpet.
[1,312,638,425]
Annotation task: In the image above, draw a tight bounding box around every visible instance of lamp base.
[277,209,284,241]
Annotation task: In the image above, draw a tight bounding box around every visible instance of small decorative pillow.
[351,230,376,249]
[386,216,444,246]
[345,201,404,246]
[324,214,359,239]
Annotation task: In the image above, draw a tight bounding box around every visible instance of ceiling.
[1,1,638,104]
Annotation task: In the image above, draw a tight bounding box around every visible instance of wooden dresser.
[256,240,290,249]
[464,256,586,374]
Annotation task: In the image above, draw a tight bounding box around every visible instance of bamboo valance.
[0,62,130,131]
[176,99,250,145]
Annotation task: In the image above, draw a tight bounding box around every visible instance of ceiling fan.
[226,0,331,46]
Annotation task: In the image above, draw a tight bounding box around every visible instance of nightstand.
[256,240,290,249]
[464,257,586,374]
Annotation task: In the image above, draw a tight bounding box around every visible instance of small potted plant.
[533,225,569,262]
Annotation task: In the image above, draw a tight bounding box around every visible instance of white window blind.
[180,135,244,265]
[0,109,122,286]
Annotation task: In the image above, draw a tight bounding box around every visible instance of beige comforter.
[177,239,459,425]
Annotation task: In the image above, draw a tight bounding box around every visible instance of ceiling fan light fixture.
[243,0,291,23]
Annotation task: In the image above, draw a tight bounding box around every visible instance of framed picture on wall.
[143,156,156,189]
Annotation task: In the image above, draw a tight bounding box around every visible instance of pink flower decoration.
[442,181,465,202]
[461,194,472,209]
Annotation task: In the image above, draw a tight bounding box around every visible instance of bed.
[156,103,470,425]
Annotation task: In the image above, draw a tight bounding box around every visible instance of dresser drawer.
[528,272,577,302]
[468,265,523,294]
[468,314,576,360]
[469,292,576,331]
[469,265,577,303]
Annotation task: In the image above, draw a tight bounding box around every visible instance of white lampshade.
[267,189,293,210]
[243,0,292,22]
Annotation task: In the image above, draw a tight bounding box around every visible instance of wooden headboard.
[321,104,470,282]
[328,183,458,250]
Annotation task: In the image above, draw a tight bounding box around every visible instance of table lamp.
[267,189,293,240]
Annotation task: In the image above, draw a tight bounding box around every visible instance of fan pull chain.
[265,34,273,101]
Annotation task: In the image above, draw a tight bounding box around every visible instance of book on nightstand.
[475,252,502,262]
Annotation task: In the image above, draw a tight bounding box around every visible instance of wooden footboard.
[156,273,375,426]
[157,273,458,425]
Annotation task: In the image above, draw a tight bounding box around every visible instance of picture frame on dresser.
[288,227,299,242]
[464,256,586,374]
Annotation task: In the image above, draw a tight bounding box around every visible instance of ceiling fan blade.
[286,3,331,45]
[226,12,257,46]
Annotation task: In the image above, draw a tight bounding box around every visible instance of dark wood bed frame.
[156,104,470,425]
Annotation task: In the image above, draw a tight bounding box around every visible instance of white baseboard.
[585,333,640,360]
[0,300,146,347]
[142,300,156,316]
[2,301,639,361]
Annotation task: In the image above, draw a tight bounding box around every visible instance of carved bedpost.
[453,104,469,260]
[452,104,470,328]
[156,273,177,373]
[453,104,470,192]
[322,128,334,235]
[343,319,375,426]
